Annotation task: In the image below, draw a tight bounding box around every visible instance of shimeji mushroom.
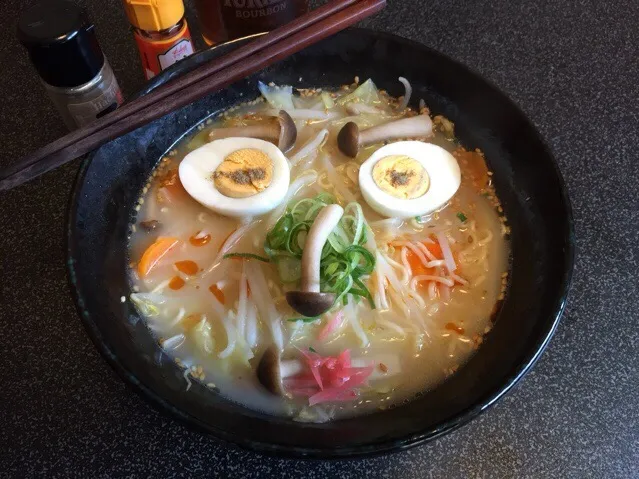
[337,114,433,158]
[256,346,303,396]
[208,110,297,152]
[256,346,402,396]
[285,204,344,318]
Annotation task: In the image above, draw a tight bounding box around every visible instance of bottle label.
[221,0,308,38]
[158,39,195,72]
[224,0,288,18]
[134,24,194,80]
[67,76,124,127]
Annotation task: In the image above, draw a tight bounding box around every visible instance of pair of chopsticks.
[0,0,386,192]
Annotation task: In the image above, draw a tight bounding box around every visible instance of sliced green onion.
[353,277,375,308]
[344,202,365,245]
[290,198,315,220]
[287,317,319,323]
[286,222,310,257]
[327,230,348,254]
[332,275,354,306]
[265,194,376,310]
[360,226,368,245]
[324,261,340,276]
[345,245,375,276]
[314,192,336,205]
[276,256,301,283]
[265,213,294,251]
[457,212,468,222]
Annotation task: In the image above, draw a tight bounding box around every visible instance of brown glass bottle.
[194,0,309,45]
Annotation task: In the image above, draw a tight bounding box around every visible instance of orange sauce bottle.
[123,0,195,80]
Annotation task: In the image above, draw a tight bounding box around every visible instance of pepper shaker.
[17,0,123,130]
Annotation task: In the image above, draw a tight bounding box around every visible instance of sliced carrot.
[158,169,189,203]
[394,238,455,278]
[209,284,225,304]
[406,249,434,277]
[425,238,462,273]
[169,276,185,290]
[175,260,199,276]
[453,148,489,190]
[137,237,179,277]
[189,231,211,247]
[424,240,443,260]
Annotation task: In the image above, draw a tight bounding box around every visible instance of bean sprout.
[151,278,171,293]
[289,129,328,167]
[398,77,412,110]
[245,301,259,349]
[265,170,318,229]
[210,222,260,268]
[161,333,185,350]
[347,302,369,347]
[376,318,406,336]
[168,307,186,328]
[435,232,457,272]
[218,314,237,358]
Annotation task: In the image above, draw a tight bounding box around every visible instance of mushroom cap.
[256,346,284,396]
[337,121,360,158]
[286,291,336,317]
[277,110,297,152]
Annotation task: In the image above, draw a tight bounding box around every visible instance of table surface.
[1,0,637,477]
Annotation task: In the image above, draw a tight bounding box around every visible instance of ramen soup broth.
[128,79,509,422]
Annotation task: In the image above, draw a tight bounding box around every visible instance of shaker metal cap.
[17,0,105,88]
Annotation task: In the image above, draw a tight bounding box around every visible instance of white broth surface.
[128,79,509,422]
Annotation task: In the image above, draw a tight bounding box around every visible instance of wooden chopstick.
[1,0,385,191]
[7,0,359,179]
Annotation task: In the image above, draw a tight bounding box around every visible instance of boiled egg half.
[359,141,461,218]
[179,137,290,217]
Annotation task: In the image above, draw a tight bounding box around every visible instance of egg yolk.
[372,155,430,199]
[212,148,273,198]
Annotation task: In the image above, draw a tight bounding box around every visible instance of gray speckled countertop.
[1,0,637,477]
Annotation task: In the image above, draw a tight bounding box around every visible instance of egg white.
[179,138,291,218]
[359,141,461,219]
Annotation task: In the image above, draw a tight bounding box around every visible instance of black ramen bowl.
[67,28,574,458]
